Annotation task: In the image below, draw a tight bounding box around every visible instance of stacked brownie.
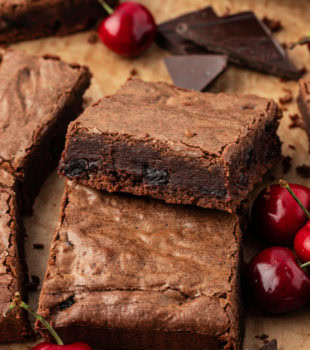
[0,0,118,44]
[298,77,310,150]
[38,78,282,349]
[0,48,92,342]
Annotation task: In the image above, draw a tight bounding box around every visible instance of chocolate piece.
[164,54,228,91]
[176,11,301,80]
[157,6,218,54]
[298,77,310,151]
[262,16,283,33]
[259,339,277,350]
[0,170,31,342]
[0,48,91,212]
[37,180,243,349]
[296,164,310,178]
[59,78,282,212]
[0,0,118,44]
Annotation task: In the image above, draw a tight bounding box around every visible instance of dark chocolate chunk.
[176,11,301,80]
[259,339,277,350]
[164,54,228,91]
[157,6,218,54]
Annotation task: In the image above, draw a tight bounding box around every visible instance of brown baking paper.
[1,0,310,349]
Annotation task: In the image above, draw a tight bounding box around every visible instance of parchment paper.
[1,0,310,349]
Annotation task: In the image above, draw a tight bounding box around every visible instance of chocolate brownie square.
[37,180,243,349]
[59,78,281,212]
[298,77,310,151]
[0,170,31,342]
[0,48,91,212]
[0,0,118,44]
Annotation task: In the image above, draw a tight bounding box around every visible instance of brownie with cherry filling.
[0,0,118,44]
[0,170,31,342]
[59,78,281,212]
[298,77,310,151]
[0,48,91,212]
[37,180,243,349]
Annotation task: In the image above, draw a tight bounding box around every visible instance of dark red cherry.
[252,184,310,245]
[247,247,310,313]
[98,2,157,57]
[294,221,310,263]
[33,342,92,350]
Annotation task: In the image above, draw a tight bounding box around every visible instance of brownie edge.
[37,181,243,350]
[59,78,281,212]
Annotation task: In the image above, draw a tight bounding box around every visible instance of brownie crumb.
[296,164,310,178]
[33,243,44,250]
[88,33,99,44]
[130,68,139,76]
[184,129,197,138]
[279,88,293,105]
[259,339,277,350]
[255,333,269,341]
[288,144,296,150]
[281,155,292,174]
[299,66,307,77]
[288,113,304,129]
[262,16,283,33]
[281,42,288,50]
[28,275,40,292]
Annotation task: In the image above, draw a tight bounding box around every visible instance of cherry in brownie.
[59,78,281,212]
[0,48,91,212]
[298,77,310,151]
[0,170,31,342]
[37,180,243,349]
[0,0,118,44]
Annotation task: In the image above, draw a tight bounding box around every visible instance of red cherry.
[98,2,157,57]
[33,342,92,350]
[252,184,310,245]
[247,247,310,313]
[294,221,310,263]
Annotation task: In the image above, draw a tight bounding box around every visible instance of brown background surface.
[1,0,310,349]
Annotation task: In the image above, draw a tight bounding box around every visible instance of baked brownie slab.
[0,0,118,44]
[37,180,243,349]
[298,77,310,151]
[0,48,91,211]
[59,78,281,212]
[0,169,31,342]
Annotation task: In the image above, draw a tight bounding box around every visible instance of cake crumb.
[296,164,310,178]
[130,68,139,76]
[288,144,296,150]
[279,88,293,104]
[184,130,197,138]
[88,33,99,44]
[262,16,283,32]
[288,113,304,129]
[33,243,44,250]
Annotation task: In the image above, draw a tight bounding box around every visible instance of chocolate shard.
[157,6,218,54]
[164,54,228,91]
[259,339,277,350]
[175,11,301,80]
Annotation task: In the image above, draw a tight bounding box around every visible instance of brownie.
[0,48,91,212]
[59,78,282,212]
[298,77,310,151]
[0,0,118,44]
[0,169,31,342]
[37,180,243,349]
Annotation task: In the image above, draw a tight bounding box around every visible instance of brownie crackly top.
[39,181,241,346]
[0,48,90,175]
[69,78,278,158]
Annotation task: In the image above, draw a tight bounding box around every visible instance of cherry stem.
[97,0,114,15]
[279,179,310,220]
[289,33,310,49]
[4,292,64,346]
[301,261,310,268]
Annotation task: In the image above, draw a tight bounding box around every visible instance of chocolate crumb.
[279,88,293,104]
[262,16,283,33]
[288,113,304,129]
[130,68,139,76]
[296,164,310,178]
[288,144,296,150]
[28,275,40,292]
[281,155,292,174]
[33,243,44,250]
[88,33,99,44]
[299,66,307,76]
[281,42,288,50]
[259,339,277,350]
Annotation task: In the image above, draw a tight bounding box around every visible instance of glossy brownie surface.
[0,170,30,342]
[0,48,91,210]
[0,0,118,44]
[38,180,242,349]
[60,78,281,212]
